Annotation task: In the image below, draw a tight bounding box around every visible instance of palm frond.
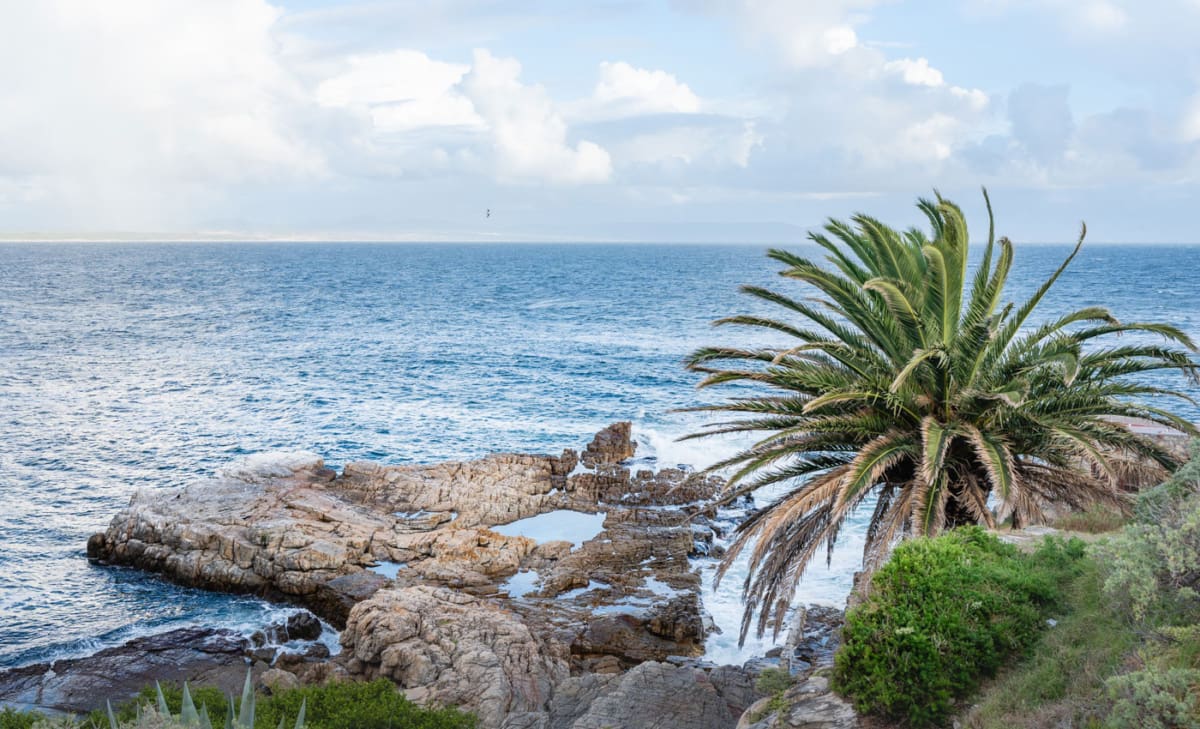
[684,191,1197,642]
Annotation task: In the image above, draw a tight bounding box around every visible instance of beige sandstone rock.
[343,585,570,727]
[260,668,301,693]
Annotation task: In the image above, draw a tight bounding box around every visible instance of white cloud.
[885,57,945,87]
[822,25,861,55]
[688,0,994,180]
[883,57,989,111]
[1,0,1195,239]
[733,122,766,167]
[316,51,467,107]
[0,0,324,229]
[897,113,960,162]
[461,49,612,184]
[315,50,483,133]
[776,19,865,68]
[588,62,701,117]
[950,86,991,111]
[681,0,883,69]
[967,0,1132,36]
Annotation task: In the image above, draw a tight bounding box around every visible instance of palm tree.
[685,192,1198,642]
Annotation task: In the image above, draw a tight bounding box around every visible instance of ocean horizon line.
[4,237,1199,246]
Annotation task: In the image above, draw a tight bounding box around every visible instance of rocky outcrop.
[739,676,858,729]
[580,422,636,467]
[737,607,859,729]
[0,613,328,714]
[490,662,747,729]
[779,606,844,676]
[342,586,569,728]
[567,662,738,729]
[85,424,731,726]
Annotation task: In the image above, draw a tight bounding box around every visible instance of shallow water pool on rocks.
[367,561,408,580]
[490,510,608,548]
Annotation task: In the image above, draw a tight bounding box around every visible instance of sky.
[1,0,1198,243]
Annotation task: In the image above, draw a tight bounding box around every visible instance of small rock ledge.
[737,607,859,729]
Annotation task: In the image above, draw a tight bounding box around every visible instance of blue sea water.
[1,242,1198,668]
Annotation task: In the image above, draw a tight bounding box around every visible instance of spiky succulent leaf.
[180,682,199,726]
[154,682,170,718]
[237,669,255,729]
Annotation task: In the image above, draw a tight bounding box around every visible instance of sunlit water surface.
[2,242,1198,668]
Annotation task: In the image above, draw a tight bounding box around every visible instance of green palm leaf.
[686,191,1198,641]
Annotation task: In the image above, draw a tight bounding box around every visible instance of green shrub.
[256,680,474,729]
[967,453,1200,727]
[964,557,1136,728]
[1134,440,1200,524]
[1094,491,1200,625]
[1052,503,1127,534]
[832,527,1085,727]
[747,668,796,723]
[754,667,793,695]
[1105,668,1200,729]
[87,678,473,729]
[0,708,39,729]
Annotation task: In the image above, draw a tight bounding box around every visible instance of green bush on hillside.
[84,678,474,729]
[0,708,75,729]
[832,527,1086,727]
[1105,668,1200,729]
[1089,459,1200,728]
[1133,440,1200,524]
[0,708,39,729]
[966,448,1200,728]
[1096,475,1200,625]
[257,680,475,729]
[962,556,1135,728]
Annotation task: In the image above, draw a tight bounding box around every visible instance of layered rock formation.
[0,616,328,714]
[83,423,736,726]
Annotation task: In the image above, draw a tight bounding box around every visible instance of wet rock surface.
[0,611,329,715]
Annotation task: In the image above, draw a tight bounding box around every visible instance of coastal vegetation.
[821,441,1200,727]
[685,192,1199,641]
[832,528,1087,726]
[966,441,1200,728]
[0,680,475,729]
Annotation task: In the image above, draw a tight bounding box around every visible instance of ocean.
[2,241,1198,668]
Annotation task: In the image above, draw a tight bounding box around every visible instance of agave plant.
[102,670,305,729]
[685,192,1198,641]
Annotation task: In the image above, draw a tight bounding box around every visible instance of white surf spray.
[632,423,867,667]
